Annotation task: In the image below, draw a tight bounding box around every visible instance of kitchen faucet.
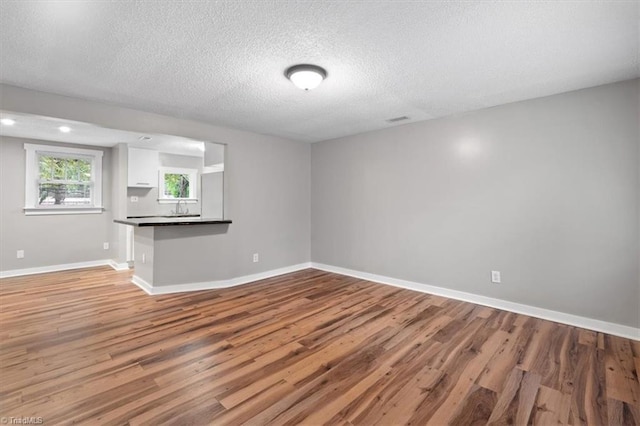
[172,199,189,216]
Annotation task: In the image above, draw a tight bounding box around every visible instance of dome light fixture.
[285,64,327,91]
[59,126,71,133]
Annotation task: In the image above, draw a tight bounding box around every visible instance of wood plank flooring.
[0,267,638,425]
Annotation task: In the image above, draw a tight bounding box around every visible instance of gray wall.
[0,136,114,270]
[127,152,203,217]
[311,79,639,328]
[111,143,128,265]
[1,84,311,278]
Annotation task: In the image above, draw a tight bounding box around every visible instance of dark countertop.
[114,217,232,227]
[126,214,201,219]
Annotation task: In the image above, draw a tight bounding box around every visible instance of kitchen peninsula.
[115,217,232,227]
[114,217,232,294]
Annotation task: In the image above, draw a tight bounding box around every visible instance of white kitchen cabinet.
[128,147,159,187]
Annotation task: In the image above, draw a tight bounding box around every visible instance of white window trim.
[24,143,104,215]
[158,167,198,204]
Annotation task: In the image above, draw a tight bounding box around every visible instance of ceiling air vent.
[386,116,410,123]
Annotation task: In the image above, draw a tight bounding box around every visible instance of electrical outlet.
[103,242,110,250]
[130,196,139,202]
[253,253,259,263]
[491,270,501,283]
[16,250,24,259]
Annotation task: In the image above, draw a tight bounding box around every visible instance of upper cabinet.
[128,147,159,188]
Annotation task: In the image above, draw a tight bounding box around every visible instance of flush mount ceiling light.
[0,118,15,126]
[58,126,71,133]
[285,64,327,91]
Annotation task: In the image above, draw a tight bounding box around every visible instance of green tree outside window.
[38,155,92,205]
[164,173,190,199]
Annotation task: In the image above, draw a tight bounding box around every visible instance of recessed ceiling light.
[285,64,327,91]
[1,118,16,126]
[59,126,71,133]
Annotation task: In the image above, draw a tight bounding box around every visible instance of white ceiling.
[0,1,638,143]
[0,110,205,157]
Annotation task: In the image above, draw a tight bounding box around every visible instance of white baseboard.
[5,258,636,341]
[311,262,640,341]
[0,259,109,278]
[131,262,313,295]
[108,260,130,271]
[131,275,153,294]
[1,259,131,278]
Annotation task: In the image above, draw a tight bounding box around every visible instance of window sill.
[24,207,105,216]
[157,199,198,204]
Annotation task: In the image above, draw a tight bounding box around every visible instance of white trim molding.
[311,262,640,341]
[24,207,104,215]
[0,259,128,278]
[131,262,312,295]
[131,275,154,294]
[3,259,636,341]
[109,260,130,271]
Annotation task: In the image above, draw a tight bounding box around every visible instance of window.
[158,167,198,203]
[24,144,103,215]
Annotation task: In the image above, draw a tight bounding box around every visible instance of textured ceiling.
[0,1,638,143]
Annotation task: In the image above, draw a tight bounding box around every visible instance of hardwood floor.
[0,267,638,425]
